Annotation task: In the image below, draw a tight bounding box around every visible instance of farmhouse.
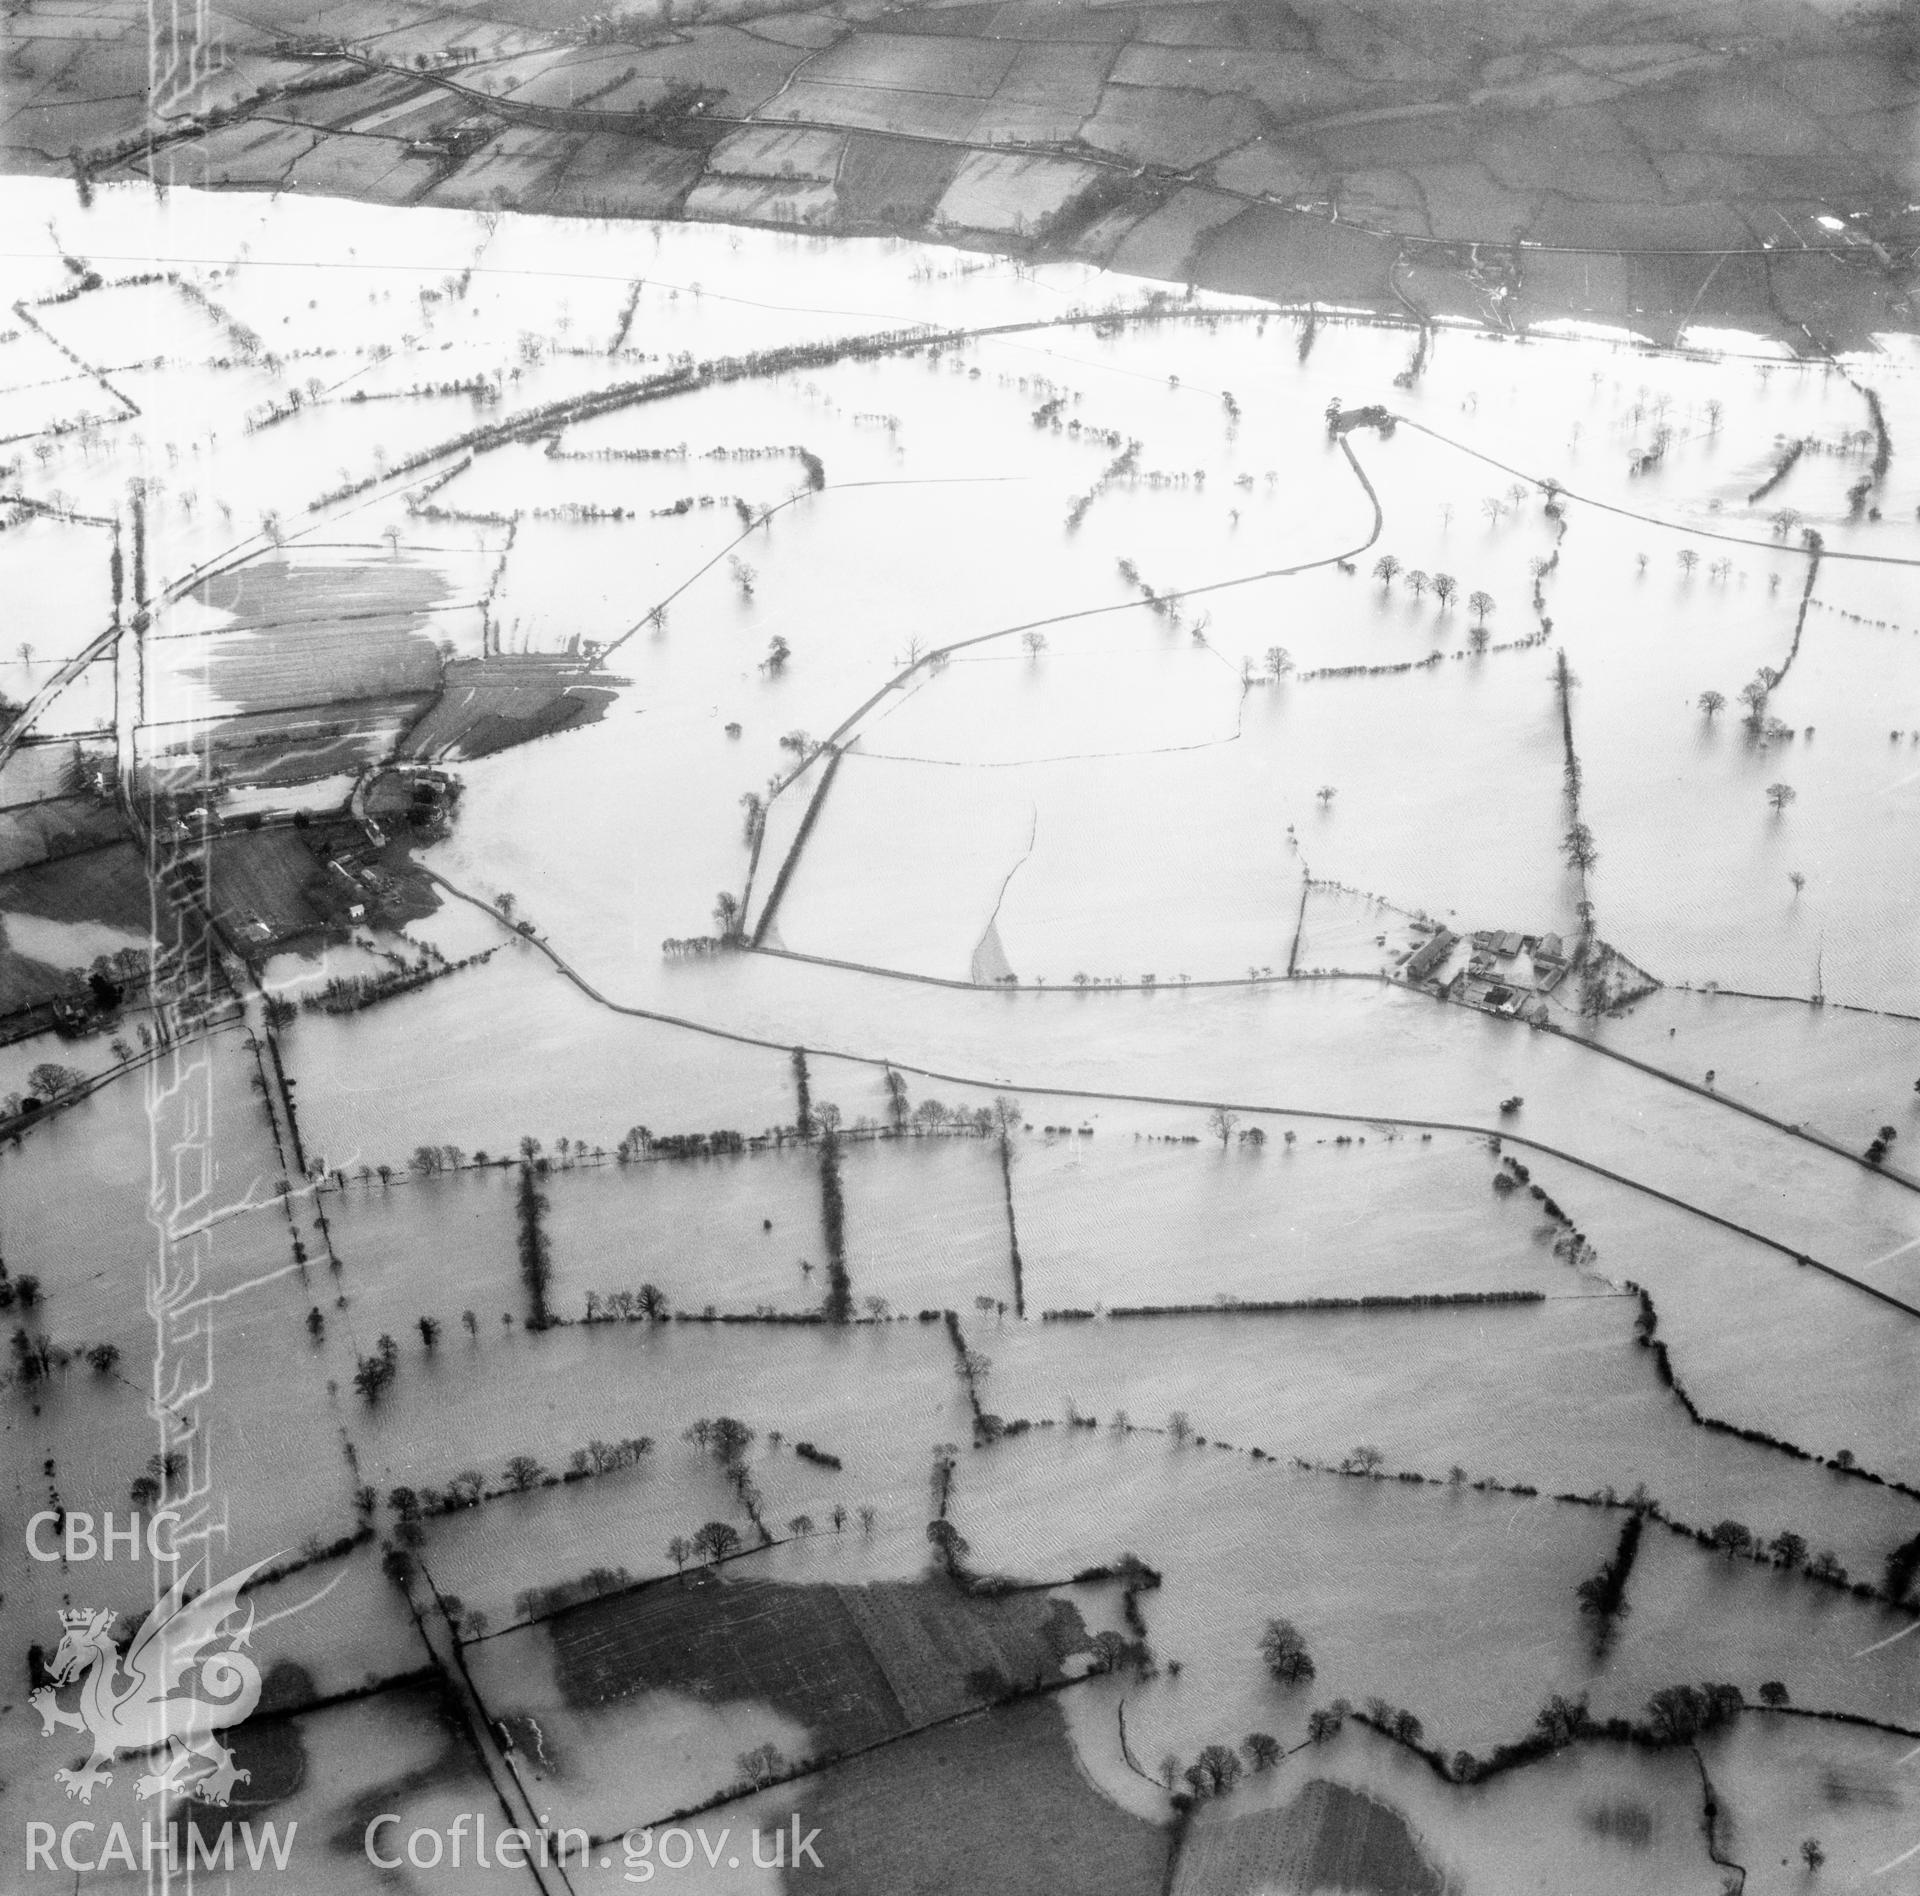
[1401,928,1457,985]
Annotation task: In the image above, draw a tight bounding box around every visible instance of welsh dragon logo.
[32,1556,273,1806]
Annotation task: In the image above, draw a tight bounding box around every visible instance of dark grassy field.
[0,838,150,929]
[202,823,440,950]
[837,135,963,228]
[1174,1778,1457,1896]
[0,797,132,876]
[0,839,150,1012]
[776,1693,1168,1896]
[548,1571,1091,1759]
[203,828,345,947]
[401,655,618,761]
[0,941,72,1015]
[205,696,437,788]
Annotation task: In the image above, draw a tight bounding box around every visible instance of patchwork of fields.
[6,0,1915,345]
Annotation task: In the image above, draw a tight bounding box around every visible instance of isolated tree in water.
[1259,1618,1316,1685]
[883,1067,910,1131]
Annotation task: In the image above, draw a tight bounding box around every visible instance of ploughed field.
[3,188,1919,1892]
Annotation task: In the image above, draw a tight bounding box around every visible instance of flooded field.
[3,173,1917,1895]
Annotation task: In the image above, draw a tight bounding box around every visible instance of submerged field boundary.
[1670,980,1920,1028]
[750,746,846,948]
[735,432,1384,934]
[1535,1015,1920,1199]
[1392,415,1920,568]
[745,941,1920,1202]
[0,299,1287,771]
[414,866,1920,1325]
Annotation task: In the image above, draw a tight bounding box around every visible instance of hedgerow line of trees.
[990,1093,1027,1317]
[962,1375,1916,1626]
[1628,1278,1920,1513]
[1041,1290,1547,1321]
[298,945,495,1015]
[1575,1510,1643,1655]
[1553,649,1597,935]
[516,1151,554,1330]
[817,1124,853,1323]
[305,317,971,516]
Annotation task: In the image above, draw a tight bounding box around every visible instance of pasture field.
[537,1142,828,1318]
[958,1430,1619,1760]
[835,134,961,223]
[456,1568,1101,1837]
[5,515,116,679]
[806,33,1019,98]
[469,1622,813,1833]
[0,792,125,875]
[0,844,149,1008]
[401,654,618,760]
[1587,988,1920,1168]
[540,137,709,219]
[324,1164,529,1332]
[1103,185,1249,280]
[686,179,841,228]
[201,827,368,945]
[206,700,436,790]
[231,1681,499,1896]
[934,154,1103,236]
[766,82,987,142]
[0,1673,495,1896]
[1175,1779,1456,1896]
[0,836,149,928]
[777,1693,1168,1895]
[956,1423,1920,1792]
[1080,86,1264,169]
[347,1316,971,1573]
[542,1569,1085,1737]
[1592,1526,1920,1730]
[1509,1149,1920,1484]
[971,1301,1920,1579]
[0,325,122,437]
[835,1132,1014,1314]
[1007,1127,1583,1311]
[33,275,238,369]
[703,127,849,183]
[285,947,799,1166]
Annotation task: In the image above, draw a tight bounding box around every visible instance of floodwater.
[4,178,1918,1890]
